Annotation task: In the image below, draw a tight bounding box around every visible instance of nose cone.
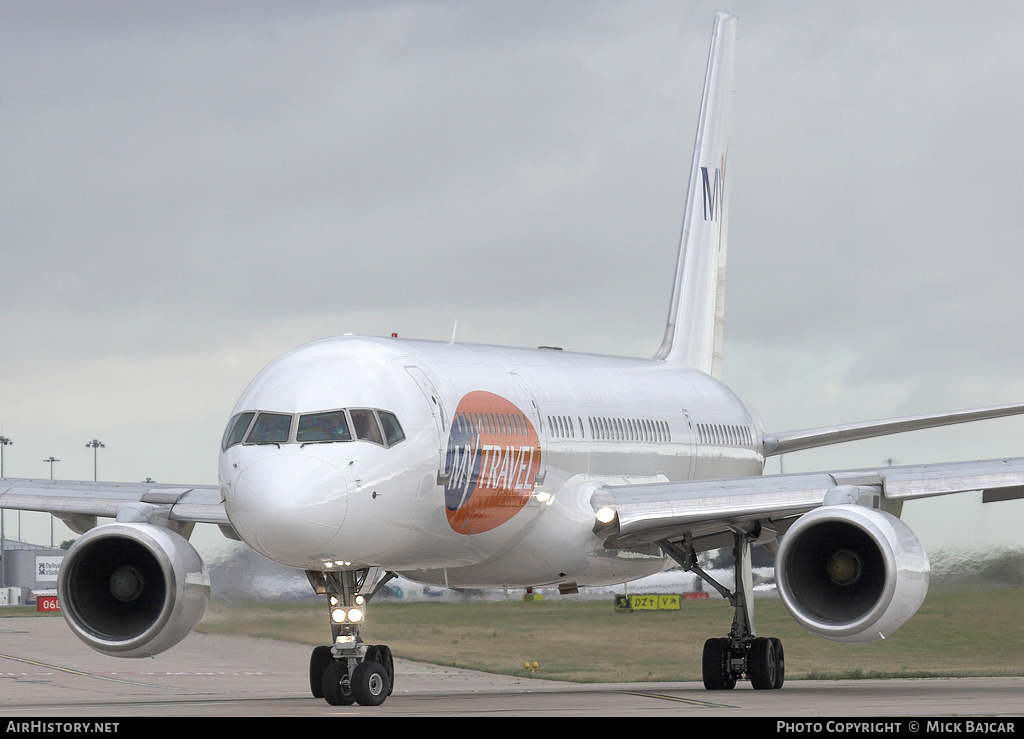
[227,454,347,563]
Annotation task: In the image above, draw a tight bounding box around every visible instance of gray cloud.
[3,1,1023,551]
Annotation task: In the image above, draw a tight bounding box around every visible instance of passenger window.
[222,412,255,450]
[378,411,405,446]
[297,410,352,443]
[350,409,384,445]
[245,412,292,444]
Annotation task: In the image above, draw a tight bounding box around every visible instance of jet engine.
[775,504,929,644]
[57,522,210,658]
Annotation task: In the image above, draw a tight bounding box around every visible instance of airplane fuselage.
[219,335,765,589]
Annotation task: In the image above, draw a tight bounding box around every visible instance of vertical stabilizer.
[654,13,736,377]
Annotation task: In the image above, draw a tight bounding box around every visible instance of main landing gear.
[305,567,397,706]
[661,528,785,691]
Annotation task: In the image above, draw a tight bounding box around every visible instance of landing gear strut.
[662,529,785,690]
[305,567,397,706]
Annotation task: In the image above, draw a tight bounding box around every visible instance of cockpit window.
[222,411,256,451]
[245,412,292,444]
[222,408,404,450]
[350,408,384,445]
[297,410,352,443]
[378,411,406,446]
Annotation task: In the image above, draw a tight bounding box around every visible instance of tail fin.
[654,13,736,377]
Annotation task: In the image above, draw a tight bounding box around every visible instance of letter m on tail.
[701,166,723,221]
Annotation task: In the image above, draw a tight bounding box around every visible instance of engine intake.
[57,522,210,658]
[775,504,929,643]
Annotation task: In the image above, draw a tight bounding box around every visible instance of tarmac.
[1,615,1021,719]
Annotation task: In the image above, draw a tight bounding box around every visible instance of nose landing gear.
[306,568,397,706]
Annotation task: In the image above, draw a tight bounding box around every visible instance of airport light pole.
[44,456,59,547]
[0,436,9,589]
[85,439,104,482]
[0,435,10,476]
[1,437,20,541]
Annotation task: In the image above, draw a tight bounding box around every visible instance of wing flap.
[983,486,1024,503]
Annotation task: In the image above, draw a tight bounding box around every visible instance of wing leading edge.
[592,456,1024,552]
[0,477,228,536]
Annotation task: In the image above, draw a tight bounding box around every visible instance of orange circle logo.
[443,391,542,534]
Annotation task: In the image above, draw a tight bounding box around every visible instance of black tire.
[366,644,395,695]
[702,637,736,690]
[748,636,777,690]
[322,660,356,706]
[352,659,390,706]
[770,637,785,689]
[309,646,333,698]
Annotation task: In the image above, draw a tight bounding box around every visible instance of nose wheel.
[306,568,397,706]
[319,647,393,706]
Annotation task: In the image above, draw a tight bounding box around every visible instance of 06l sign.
[36,595,60,612]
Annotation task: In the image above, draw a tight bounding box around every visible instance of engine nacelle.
[775,504,929,643]
[57,522,210,658]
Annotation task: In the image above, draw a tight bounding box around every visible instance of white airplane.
[3,13,1024,706]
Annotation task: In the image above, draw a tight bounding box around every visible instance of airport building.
[0,539,65,605]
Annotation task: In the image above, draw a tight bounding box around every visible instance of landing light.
[595,506,617,525]
[329,595,364,612]
[331,606,365,624]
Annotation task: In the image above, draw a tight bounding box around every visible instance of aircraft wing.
[761,402,1024,456]
[591,456,1024,551]
[0,477,228,534]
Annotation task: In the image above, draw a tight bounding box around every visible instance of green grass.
[197,586,1024,682]
[0,608,55,618]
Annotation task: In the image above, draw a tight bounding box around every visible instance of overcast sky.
[3,1,1024,555]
